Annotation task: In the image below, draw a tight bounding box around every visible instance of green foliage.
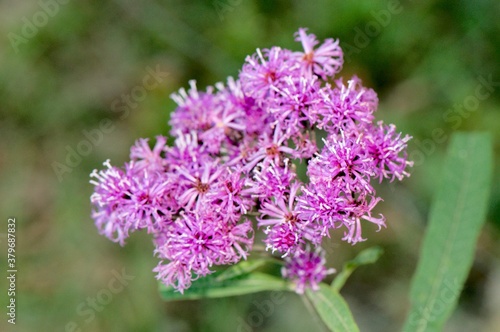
[159,259,290,301]
[403,133,493,332]
[306,284,360,332]
[331,246,384,291]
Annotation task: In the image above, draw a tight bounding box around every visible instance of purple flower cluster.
[90,28,412,294]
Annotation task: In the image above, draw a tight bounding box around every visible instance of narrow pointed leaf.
[215,259,270,282]
[306,284,360,332]
[331,246,383,291]
[159,259,290,301]
[403,133,493,332]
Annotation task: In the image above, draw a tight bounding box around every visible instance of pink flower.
[90,28,412,294]
[176,161,225,211]
[294,28,344,79]
[90,160,173,244]
[153,210,253,292]
[258,183,321,256]
[308,132,374,194]
[129,136,168,174]
[170,80,216,134]
[240,47,298,100]
[365,121,413,182]
[317,76,378,131]
[245,125,298,171]
[269,75,323,132]
[282,246,335,294]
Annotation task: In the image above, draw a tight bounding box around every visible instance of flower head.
[294,28,344,80]
[282,246,335,294]
[240,47,298,101]
[258,183,321,256]
[90,28,412,294]
[308,132,374,194]
[365,121,413,182]
[153,209,253,292]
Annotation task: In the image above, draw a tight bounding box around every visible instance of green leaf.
[403,133,493,332]
[306,284,360,332]
[215,259,270,282]
[331,246,384,291]
[159,259,290,301]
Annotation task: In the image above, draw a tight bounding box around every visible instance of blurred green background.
[1,0,499,331]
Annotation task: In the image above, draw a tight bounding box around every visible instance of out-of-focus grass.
[0,0,499,331]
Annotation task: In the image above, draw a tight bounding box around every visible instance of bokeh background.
[1,0,499,331]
